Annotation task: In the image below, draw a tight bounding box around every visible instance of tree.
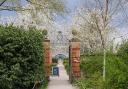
[0,0,66,29]
[70,0,128,81]
[0,0,65,12]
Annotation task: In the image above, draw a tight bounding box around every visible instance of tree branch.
[0,0,7,6]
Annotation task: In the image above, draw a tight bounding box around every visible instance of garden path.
[47,61,77,89]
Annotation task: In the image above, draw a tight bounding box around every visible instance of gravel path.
[47,61,77,89]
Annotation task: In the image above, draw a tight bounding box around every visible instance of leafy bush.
[118,41,128,65]
[78,55,104,89]
[39,80,48,89]
[52,57,58,63]
[105,53,128,89]
[74,73,104,89]
[0,25,45,89]
[80,55,103,77]
[63,58,69,74]
[78,53,128,89]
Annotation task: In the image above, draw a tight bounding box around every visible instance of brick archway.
[43,38,81,82]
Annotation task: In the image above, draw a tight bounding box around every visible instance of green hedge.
[118,41,128,65]
[0,25,45,89]
[80,55,103,78]
[77,53,128,89]
[106,54,128,89]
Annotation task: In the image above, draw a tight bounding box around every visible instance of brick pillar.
[44,39,52,80]
[69,38,81,82]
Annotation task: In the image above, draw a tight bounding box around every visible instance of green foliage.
[118,41,128,65]
[52,57,58,63]
[39,79,48,89]
[63,58,69,74]
[78,55,104,89]
[77,53,128,89]
[106,54,128,89]
[80,55,103,77]
[75,74,104,89]
[0,25,45,89]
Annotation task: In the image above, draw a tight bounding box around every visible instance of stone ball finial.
[72,29,78,36]
[42,29,48,39]
[42,29,48,36]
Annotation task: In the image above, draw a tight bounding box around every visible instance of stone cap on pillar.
[69,37,80,42]
[44,38,50,42]
[69,37,80,47]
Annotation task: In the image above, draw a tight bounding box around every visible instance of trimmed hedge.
[0,25,45,89]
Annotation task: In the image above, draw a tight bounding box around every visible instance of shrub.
[74,73,104,89]
[106,53,128,89]
[80,55,103,77]
[0,25,45,89]
[52,57,58,63]
[78,55,104,89]
[63,58,69,74]
[79,53,128,89]
[118,41,128,65]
